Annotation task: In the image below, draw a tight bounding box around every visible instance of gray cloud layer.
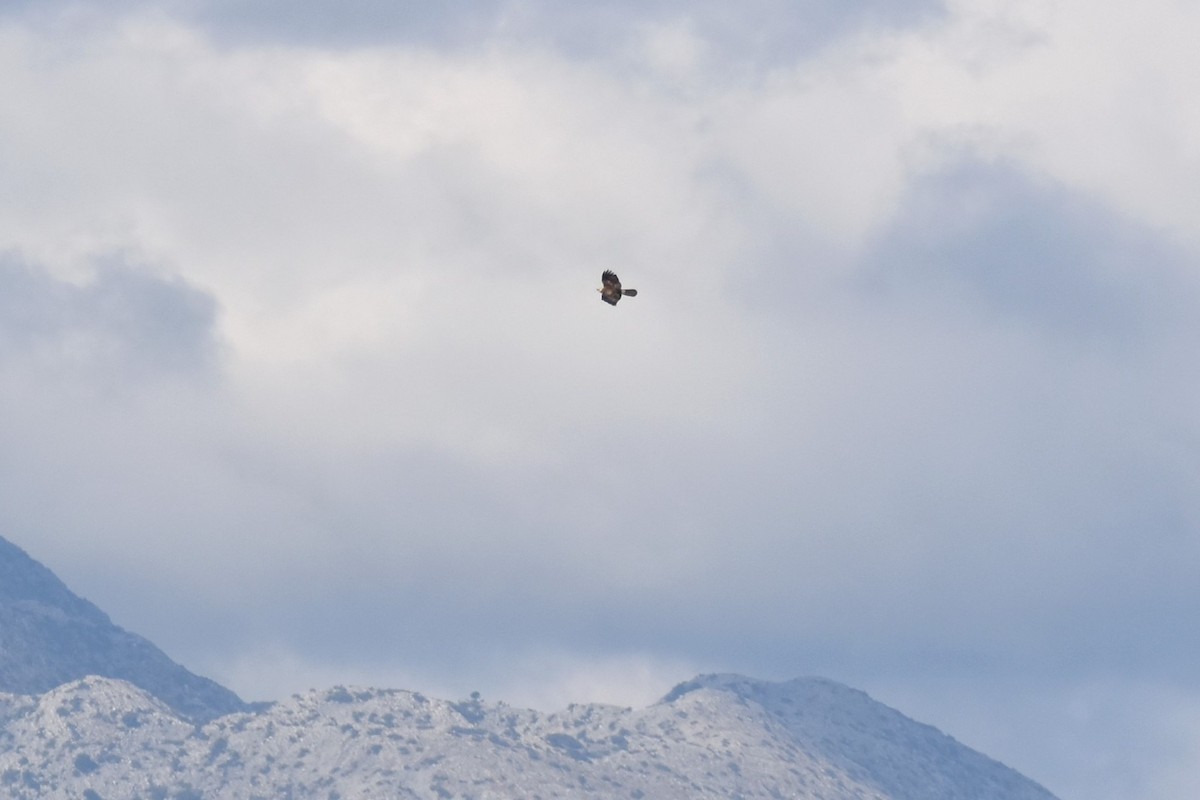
[0,253,218,378]
[189,0,942,56]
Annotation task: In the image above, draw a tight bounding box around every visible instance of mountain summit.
[658,674,1057,800]
[0,535,244,723]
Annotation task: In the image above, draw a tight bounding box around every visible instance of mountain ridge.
[0,535,245,723]
[0,534,1060,798]
[0,673,1060,799]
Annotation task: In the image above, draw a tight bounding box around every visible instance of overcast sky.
[2,1,1199,798]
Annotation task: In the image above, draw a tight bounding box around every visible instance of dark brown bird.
[599,270,638,306]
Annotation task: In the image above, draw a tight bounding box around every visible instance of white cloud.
[213,642,694,712]
[880,0,1200,246]
[488,650,699,711]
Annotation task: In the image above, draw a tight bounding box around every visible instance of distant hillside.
[0,673,1058,799]
[0,535,244,723]
[0,534,1059,798]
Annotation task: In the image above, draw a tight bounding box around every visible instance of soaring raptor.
[599,270,638,306]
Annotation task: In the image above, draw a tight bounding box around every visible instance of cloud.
[216,643,696,712]
[0,251,219,380]
[179,0,942,57]
[0,0,942,56]
[878,0,1200,246]
[859,157,1199,341]
[0,251,226,576]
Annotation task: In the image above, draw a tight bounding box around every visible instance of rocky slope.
[0,536,244,723]
[0,673,1058,800]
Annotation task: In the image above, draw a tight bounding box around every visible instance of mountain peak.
[0,534,245,723]
[660,673,1056,800]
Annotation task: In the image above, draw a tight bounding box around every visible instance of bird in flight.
[599,270,638,306]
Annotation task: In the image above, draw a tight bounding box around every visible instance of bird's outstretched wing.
[601,270,623,305]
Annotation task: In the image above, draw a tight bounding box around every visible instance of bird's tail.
[622,289,638,297]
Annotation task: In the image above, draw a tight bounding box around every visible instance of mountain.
[0,674,1059,799]
[0,535,244,723]
[0,535,1060,798]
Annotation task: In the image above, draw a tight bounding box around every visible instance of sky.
[1,1,1198,798]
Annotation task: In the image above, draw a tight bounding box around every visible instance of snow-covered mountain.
[0,535,244,723]
[0,535,1060,799]
[0,674,1058,800]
